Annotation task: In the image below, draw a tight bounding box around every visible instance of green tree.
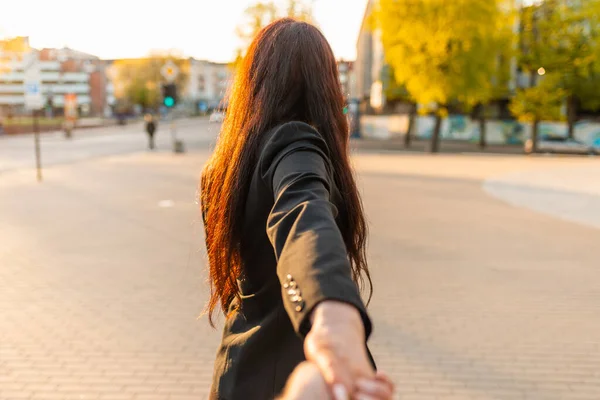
[532,0,600,138]
[509,75,566,153]
[381,65,417,148]
[374,0,514,152]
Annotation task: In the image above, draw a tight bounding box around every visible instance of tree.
[111,54,188,110]
[381,65,416,148]
[235,1,279,49]
[531,0,600,138]
[0,36,30,53]
[234,0,316,62]
[374,0,514,152]
[509,75,566,153]
[284,0,315,21]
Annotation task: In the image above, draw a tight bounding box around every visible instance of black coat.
[206,121,373,400]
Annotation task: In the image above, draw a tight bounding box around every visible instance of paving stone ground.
[1,137,599,399]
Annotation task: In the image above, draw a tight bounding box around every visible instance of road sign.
[23,52,44,110]
[161,60,179,83]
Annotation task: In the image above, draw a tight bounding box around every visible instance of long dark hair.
[201,18,371,326]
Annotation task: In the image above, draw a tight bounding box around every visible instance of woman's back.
[202,18,376,400]
[210,121,372,399]
[210,122,321,398]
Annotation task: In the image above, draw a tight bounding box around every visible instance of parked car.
[524,135,598,155]
[209,110,225,123]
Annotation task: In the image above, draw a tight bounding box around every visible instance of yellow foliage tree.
[374,0,515,152]
[0,36,30,53]
[235,1,279,49]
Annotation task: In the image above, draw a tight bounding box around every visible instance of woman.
[201,18,393,400]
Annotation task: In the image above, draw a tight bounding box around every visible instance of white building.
[354,0,386,111]
[186,59,232,111]
[0,38,97,115]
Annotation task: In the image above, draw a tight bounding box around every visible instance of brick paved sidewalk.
[0,152,218,399]
[1,151,599,399]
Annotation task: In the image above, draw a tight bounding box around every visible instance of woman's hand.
[304,301,394,400]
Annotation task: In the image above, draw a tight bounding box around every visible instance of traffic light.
[162,83,177,108]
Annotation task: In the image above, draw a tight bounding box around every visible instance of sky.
[0,0,367,62]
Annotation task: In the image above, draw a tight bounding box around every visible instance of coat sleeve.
[263,123,372,338]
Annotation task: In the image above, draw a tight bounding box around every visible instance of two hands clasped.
[281,301,395,400]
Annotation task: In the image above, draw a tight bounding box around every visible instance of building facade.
[0,37,110,117]
[186,59,232,111]
[353,0,386,112]
[337,60,355,101]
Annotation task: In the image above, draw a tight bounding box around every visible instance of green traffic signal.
[162,83,177,108]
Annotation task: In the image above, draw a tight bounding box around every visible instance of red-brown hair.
[201,18,371,326]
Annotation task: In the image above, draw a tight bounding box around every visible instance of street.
[1,119,600,400]
[0,119,218,174]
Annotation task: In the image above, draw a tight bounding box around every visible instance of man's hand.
[280,360,395,400]
[280,362,329,400]
[304,301,384,400]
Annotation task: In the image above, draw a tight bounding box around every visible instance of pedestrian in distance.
[144,113,157,150]
[200,18,394,400]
